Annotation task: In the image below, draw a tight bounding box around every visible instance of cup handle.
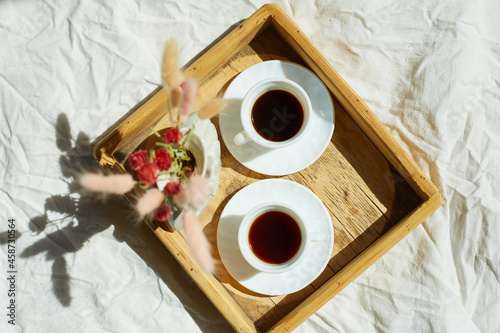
[234,130,251,145]
[310,232,328,242]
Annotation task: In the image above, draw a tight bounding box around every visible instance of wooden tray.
[93,4,443,332]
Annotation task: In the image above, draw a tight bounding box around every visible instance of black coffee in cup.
[250,89,304,142]
[248,210,302,264]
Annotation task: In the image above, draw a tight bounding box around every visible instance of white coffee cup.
[233,78,312,149]
[238,201,326,274]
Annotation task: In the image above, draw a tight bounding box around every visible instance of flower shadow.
[21,113,231,332]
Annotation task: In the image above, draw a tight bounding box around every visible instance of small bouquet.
[79,40,226,273]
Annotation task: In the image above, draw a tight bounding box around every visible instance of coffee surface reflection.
[248,210,302,264]
[251,89,304,142]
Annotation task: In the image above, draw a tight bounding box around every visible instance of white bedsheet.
[1,0,499,332]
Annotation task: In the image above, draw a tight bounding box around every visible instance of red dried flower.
[164,181,181,195]
[153,204,173,221]
[137,162,159,186]
[163,127,182,144]
[154,149,172,171]
[179,80,186,91]
[128,150,149,171]
[184,166,194,178]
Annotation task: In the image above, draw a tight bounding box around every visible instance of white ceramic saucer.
[217,179,334,296]
[220,60,335,176]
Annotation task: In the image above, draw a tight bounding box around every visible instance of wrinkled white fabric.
[1,0,499,332]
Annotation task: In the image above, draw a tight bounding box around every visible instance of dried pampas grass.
[79,173,135,194]
[162,39,181,89]
[197,98,227,120]
[179,78,199,116]
[184,175,208,209]
[170,86,182,109]
[135,188,166,216]
[173,175,208,210]
[182,210,214,273]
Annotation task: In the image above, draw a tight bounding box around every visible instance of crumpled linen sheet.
[1,0,499,332]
